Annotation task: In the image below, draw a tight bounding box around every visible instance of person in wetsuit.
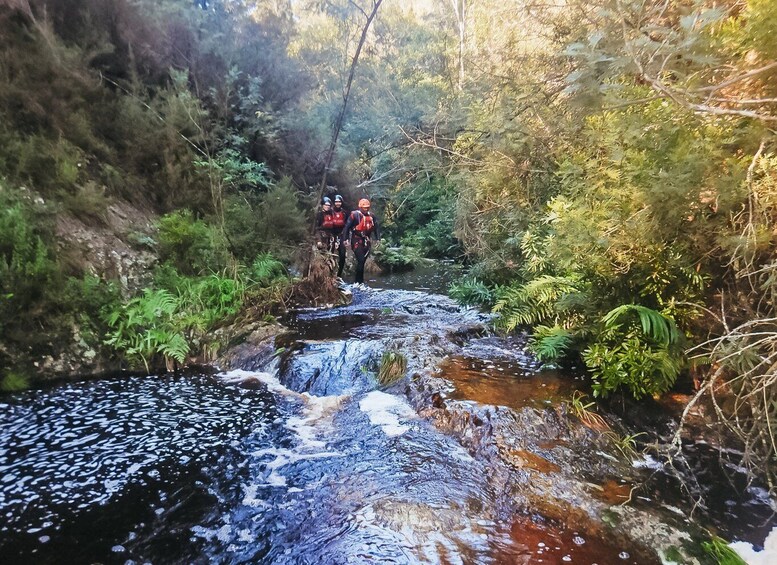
[315,197,336,252]
[341,198,380,284]
[331,195,349,277]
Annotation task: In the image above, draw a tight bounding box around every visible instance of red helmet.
[358,198,371,209]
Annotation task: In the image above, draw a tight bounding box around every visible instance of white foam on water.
[358,391,418,437]
[221,370,345,490]
[730,526,777,565]
[632,453,663,470]
[220,369,289,395]
[252,447,344,487]
[241,484,270,508]
[191,525,216,541]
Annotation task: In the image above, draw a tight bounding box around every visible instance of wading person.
[331,195,349,278]
[315,197,336,252]
[341,198,380,285]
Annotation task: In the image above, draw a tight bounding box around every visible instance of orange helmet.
[358,198,371,209]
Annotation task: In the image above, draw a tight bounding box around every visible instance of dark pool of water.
[0,373,282,563]
[375,260,464,294]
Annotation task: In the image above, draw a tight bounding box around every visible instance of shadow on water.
[281,311,377,341]
[623,442,777,546]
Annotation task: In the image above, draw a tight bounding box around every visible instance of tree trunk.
[317,0,385,205]
[450,0,466,90]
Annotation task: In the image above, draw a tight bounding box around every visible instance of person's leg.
[353,240,367,284]
[328,233,338,254]
[337,241,346,277]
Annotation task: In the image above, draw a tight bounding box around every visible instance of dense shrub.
[0,187,57,334]
[157,210,228,275]
[384,177,461,259]
[372,246,420,273]
[106,256,289,371]
[448,278,496,307]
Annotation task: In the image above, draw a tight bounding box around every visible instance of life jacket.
[320,211,335,230]
[331,209,347,229]
[353,211,374,234]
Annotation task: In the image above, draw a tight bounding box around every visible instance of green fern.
[104,266,255,372]
[530,324,574,362]
[250,253,287,287]
[448,278,495,307]
[602,304,681,346]
[493,275,581,331]
[157,332,189,364]
[105,288,188,371]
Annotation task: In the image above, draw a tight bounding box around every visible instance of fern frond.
[602,304,680,345]
[494,275,582,330]
[530,324,574,362]
[449,278,495,306]
[158,333,189,364]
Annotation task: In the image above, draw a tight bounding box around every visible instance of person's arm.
[341,212,356,242]
[315,211,324,229]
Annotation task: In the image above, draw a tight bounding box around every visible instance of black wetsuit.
[341,210,380,284]
[331,205,349,276]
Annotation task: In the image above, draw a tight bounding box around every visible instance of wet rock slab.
[217,284,771,562]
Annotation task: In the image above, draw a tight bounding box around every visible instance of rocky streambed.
[1,280,774,564]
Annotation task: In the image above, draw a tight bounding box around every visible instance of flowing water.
[1,271,774,564]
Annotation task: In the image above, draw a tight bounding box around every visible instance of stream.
[1,270,775,564]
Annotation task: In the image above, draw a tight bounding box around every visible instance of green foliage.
[62,181,111,225]
[378,350,407,386]
[701,537,747,565]
[249,253,288,286]
[105,288,190,371]
[583,305,685,398]
[194,149,272,193]
[372,246,420,273]
[604,431,647,463]
[178,273,246,329]
[602,305,681,347]
[105,272,245,371]
[62,274,121,326]
[448,278,496,307]
[225,178,306,263]
[569,391,609,430]
[106,254,290,372]
[1,372,30,393]
[0,187,56,331]
[530,324,573,362]
[382,177,460,259]
[584,335,684,399]
[493,276,582,331]
[7,136,86,196]
[157,210,227,275]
